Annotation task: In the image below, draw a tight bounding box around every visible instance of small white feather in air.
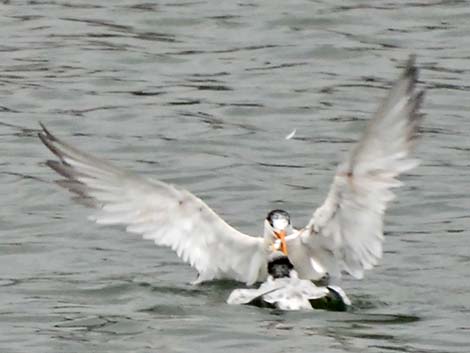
[285,129,297,140]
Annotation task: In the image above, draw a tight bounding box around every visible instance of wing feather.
[39,124,265,284]
[298,56,425,279]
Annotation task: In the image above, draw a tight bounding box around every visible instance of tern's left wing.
[38,125,266,285]
[295,56,425,279]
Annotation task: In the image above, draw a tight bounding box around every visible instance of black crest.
[266,209,291,228]
[267,254,294,279]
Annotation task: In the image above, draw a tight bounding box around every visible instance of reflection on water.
[1,0,470,352]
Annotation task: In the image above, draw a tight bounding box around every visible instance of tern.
[39,56,424,286]
[227,251,351,311]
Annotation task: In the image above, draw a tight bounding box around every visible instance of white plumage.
[288,56,424,280]
[39,56,424,286]
[227,251,351,311]
[227,274,330,311]
[227,251,331,311]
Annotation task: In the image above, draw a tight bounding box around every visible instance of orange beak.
[274,230,288,255]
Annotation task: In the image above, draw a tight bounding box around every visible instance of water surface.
[1,1,470,352]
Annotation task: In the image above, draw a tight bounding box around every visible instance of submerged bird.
[38,56,424,287]
[227,251,351,311]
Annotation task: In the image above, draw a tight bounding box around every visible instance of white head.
[264,209,293,255]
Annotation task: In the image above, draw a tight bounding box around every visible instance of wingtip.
[416,89,426,105]
[406,54,416,67]
[38,122,56,141]
[45,159,70,176]
[403,54,418,82]
[412,89,426,114]
[406,89,426,145]
[38,125,65,161]
[38,128,49,146]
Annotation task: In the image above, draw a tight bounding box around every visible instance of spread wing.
[38,124,265,285]
[297,56,425,279]
[226,283,283,306]
[227,277,328,310]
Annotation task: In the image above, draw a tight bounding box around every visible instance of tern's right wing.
[39,124,266,285]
